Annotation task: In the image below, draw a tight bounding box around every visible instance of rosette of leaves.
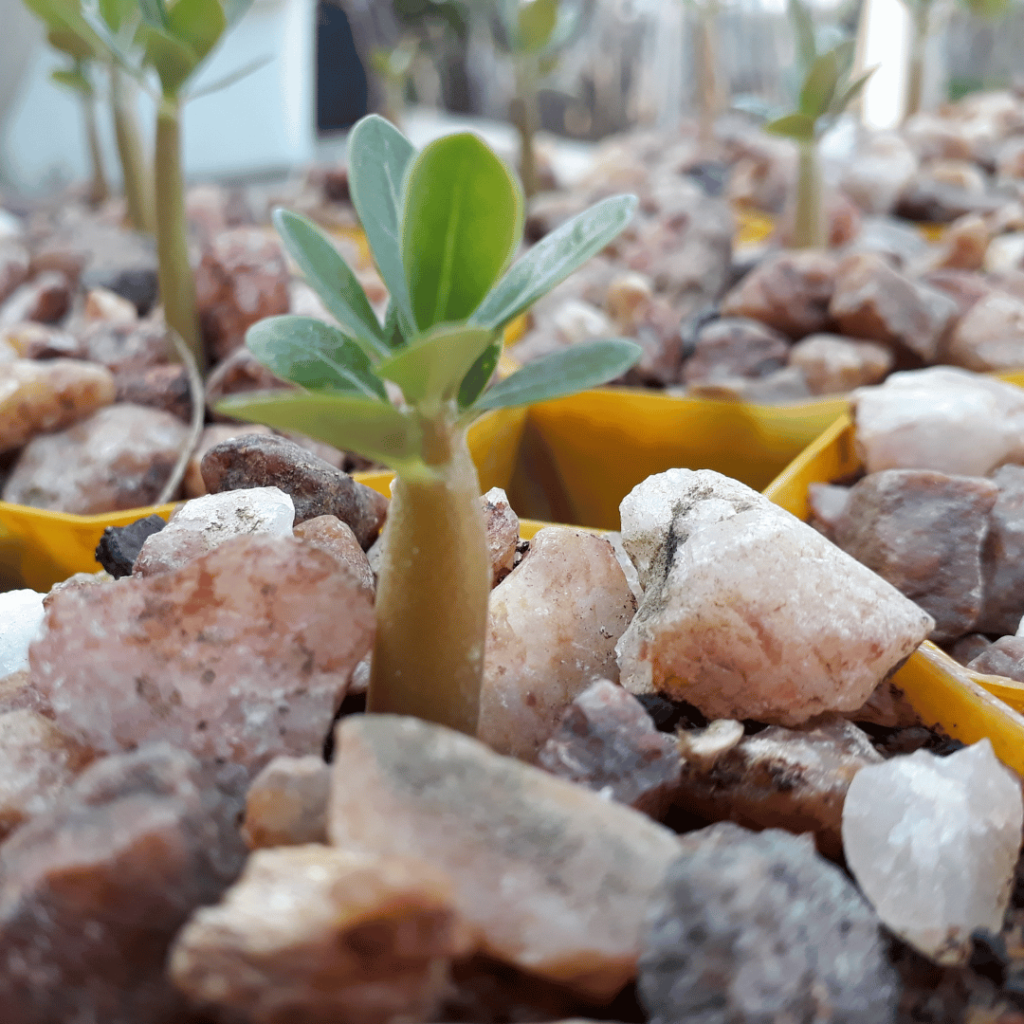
[764,30,873,248]
[220,115,641,735]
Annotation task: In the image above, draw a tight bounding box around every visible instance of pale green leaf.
[142,24,198,93]
[51,66,92,93]
[167,0,226,64]
[830,67,875,115]
[788,0,817,71]
[799,49,839,117]
[764,111,817,142]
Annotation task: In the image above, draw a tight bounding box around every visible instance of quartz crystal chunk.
[978,464,1024,635]
[638,823,899,1024]
[294,515,375,597]
[617,470,934,724]
[242,754,330,849]
[482,486,519,586]
[842,739,1023,964]
[31,535,374,774]
[0,590,46,677]
[477,527,637,762]
[852,367,1024,477]
[169,845,474,1024]
[329,715,681,1000]
[133,486,295,577]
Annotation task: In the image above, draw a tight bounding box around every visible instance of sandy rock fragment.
[788,334,893,395]
[242,755,330,849]
[0,710,95,840]
[0,358,116,453]
[829,252,958,363]
[0,271,71,328]
[617,470,934,724]
[184,423,274,497]
[674,716,883,859]
[682,317,789,386]
[133,486,295,577]
[605,271,654,334]
[201,433,388,547]
[967,636,1024,683]
[0,321,84,359]
[538,679,681,820]
[0,744,246,1024]
[328,714,681,1001]
[833,469,998,641]
[114,363,192,421]
[852,367,1024,476]
[977,465,1024,635]
[477,527,637,762]
[840,132,919,215]
[0,589,46,677]
[808,482,853,539]
[31,535,375,774]
[0,239,29,305]
[2,403,189,513]
[170,845,475,1024]
[945,290,1024,372]
[0,669,50,717]
[947,632,994,667]
[639,823,899,1024]
[843,740,1023,965]
[719,250,837,339]
[83,286,138,323]
[294,515,374,596]
[79,318,171,375]
[481,486,519,586]
[922,212,990,272]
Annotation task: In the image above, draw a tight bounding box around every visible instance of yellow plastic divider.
[763,413,1024,776]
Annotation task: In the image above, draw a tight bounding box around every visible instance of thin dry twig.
[157,325,205,505]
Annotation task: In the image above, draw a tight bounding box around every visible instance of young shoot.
[219,115,641,735]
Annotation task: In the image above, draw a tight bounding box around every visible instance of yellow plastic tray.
[763,413,1024,775]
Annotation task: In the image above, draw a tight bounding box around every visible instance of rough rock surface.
[0,239,29,305]
[293,515,375,598]
[184,423,274,497]
[477,527,637,762]
[482,486,519,586]
[80,319,171,376]
[808,483,853,540]
[852,367,1024,476]
[30,535,375,774]
[0,271,71,328]
[674,716,883,860]
[132,486,295,577]
[0,358,116,453]
[328,714,682,1000]
[201,433,387,547]
[0,744,246,1024]
[718,250,837,339]
[242,755,330,849]
[114,363,192,421]
[95,514,167,578]
[617,470,933,723]
[1,321,84,359]
[682,317,790,385]
[975,465,1024,635]
[843,740,1023,964]
[169,845,474,1024]
[537,679,681,819]
[967,636,1024,683]
[638,822,899,1024]
[787,333,893,395]
[833,469,998,641]
[945,290,1024,372]
[2,403,189,513]
[0,590,46,677]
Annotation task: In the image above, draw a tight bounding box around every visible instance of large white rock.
[842,740,1023,965]
[617,470,934,724]
[133,486,295,576]
[852,367,1024,477]
[0,590,46,677]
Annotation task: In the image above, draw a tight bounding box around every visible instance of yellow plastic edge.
[763,413,1024,776]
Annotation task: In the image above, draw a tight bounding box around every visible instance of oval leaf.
[376,324,494,406]
[471,339,642,414]
[402,132,524,332]
[273,208,388,360]
[216,391,422,472]
[347,115,416,339]
[799,49,838,118]
[167,0,226,64]
[246,316,386,399]
[143,24,198,93]
[470,194,636,333]
[764,112,817,142]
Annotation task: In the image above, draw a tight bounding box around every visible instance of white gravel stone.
[617,470,934,724]
[842,740,1023,965]
[852,367,1024,477]
[0,590,46,677]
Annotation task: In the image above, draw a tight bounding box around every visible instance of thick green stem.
[368,419,490,735]
[110,66,154,234]
[904,4,930,120]
[155,97,204,373]
[793,140,827,249]
[81,93,109,207]
[512,60,540,200]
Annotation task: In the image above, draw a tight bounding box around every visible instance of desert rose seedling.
[220,114,641,734]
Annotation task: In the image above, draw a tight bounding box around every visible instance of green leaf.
[347,115,417,340]
[47,28,94,59]
[830,66,875,115]
[470,339,642,414]
[138,0,169,28]
[402,132,523,332]
[517,0,558,51]
[831,39,856,78]
[245,316,387,400]
[167,0,226,64]
[142,24,199,93]
[98,0,137,32]
[788,0,817,70]
[799,49,839,117]
[470,194,636,332]
[215,391,423,473]
[272,209,388,361]
[51,66,93,93]
[457,337,502,410]
[376,324,494,406]
[764,112,817,142]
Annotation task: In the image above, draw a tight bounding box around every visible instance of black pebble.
[94,514,167,578]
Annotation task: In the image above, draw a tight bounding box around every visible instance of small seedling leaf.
[402,132,523,332]
[764,112,817,142]
[799,49,838,117]
[376,324,495,406]
[347,115,417,340]
[457,337,502,410]
[51,66,92,93]
[47,28,94,59]
[517,0,558,51]
[167,0,226,65]
[143,25,199,93]
[215,391,422,472]
[830,66,875,114]
[470,338,642,414]
[470,194,636,332]
[272,208,388,360]
[245,316,387,399]
[98,0,137,32]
